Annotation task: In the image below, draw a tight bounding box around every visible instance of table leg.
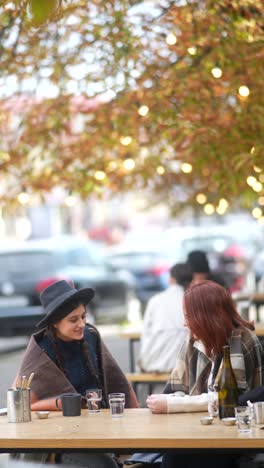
[255,303,261,322]
[129,339,135,372]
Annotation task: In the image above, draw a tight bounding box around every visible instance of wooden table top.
[1,409,264,451]
[120,329,141,340]
[255,323,264,336]
[233,293,264,303]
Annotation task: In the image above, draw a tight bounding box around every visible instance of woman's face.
[53,304,87,341]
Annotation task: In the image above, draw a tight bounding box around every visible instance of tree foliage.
[0,0,263,214]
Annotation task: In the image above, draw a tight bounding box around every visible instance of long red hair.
[184,280,254,357]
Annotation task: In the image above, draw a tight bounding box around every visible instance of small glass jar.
[208,389,219,417]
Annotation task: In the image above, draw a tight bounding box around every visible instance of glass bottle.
[217,345,238,419]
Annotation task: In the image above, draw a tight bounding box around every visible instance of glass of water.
[86,389,102,414]
[235,406,252,434]
[108,393,125,418]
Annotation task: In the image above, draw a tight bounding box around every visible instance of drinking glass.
[86,389,102,414]
[253,402,264,425]
[235,406,252,434]
[108,393,125,418]
[207,390,218,417]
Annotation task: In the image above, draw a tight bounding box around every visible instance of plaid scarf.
[164,327,263,396]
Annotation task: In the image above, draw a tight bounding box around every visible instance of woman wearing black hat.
[13,280,138,467]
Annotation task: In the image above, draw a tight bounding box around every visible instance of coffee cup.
[55,393,83,417]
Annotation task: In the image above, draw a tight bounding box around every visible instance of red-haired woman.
[146,280,263,468]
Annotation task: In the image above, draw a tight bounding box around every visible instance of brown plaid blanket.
[164,327,263,395]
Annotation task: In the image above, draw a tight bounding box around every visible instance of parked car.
[0,236,135,334]
[106,246,171,312]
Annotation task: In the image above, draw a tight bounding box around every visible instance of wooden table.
[255,323,264,337]
[233,293,264,322]
[233,293,264,304]
[1,409,264,454]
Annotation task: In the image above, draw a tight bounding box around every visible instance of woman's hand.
[31,395,59,411]
[146,394,168,413]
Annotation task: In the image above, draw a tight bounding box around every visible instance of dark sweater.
[37,328,98,396]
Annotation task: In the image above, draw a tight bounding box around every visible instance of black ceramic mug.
[55,393,83,416]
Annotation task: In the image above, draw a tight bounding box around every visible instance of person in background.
[138,263,192,373]
[146,280,263,468]
[187,249,228,288]
[13,280,138,467]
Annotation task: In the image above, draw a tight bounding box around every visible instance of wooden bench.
[126,372,170,396]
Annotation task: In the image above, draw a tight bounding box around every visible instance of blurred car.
[0,236,135,329]
[106,247,171,312]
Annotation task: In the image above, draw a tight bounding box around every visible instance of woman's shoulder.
[36,332,54,353]
[233,326,262,350]
[234,325,258,339]
[35,330,48,347]
[175,334,192,360]
[84,324,101,345]
[34,331,58,362]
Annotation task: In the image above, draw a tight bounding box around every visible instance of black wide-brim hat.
[36,279,95,329]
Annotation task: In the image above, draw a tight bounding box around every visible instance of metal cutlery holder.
[7,388,31,423]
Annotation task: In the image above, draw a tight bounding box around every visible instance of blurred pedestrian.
[187,249,227,288]
[138,263,192,373]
